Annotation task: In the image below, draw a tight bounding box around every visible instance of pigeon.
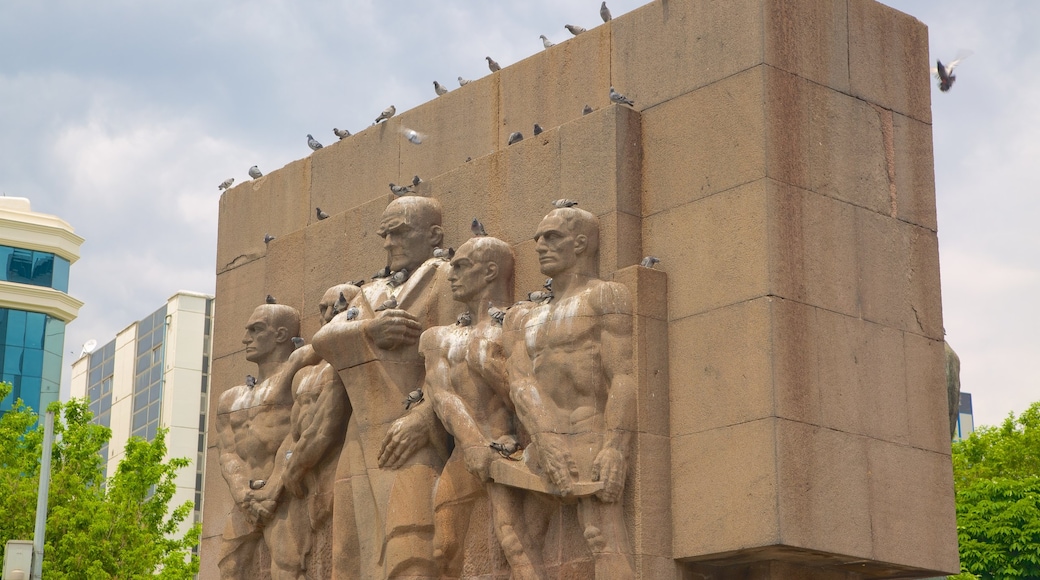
[248,166,262,179]
[316,207,330,220]
[583,104,594,115]
[552,199,579,208]
[248,479,266,490]
[490,440,522,458]
[266,294,276,304]
[264,233,275,244]
[486,56,501,72]
[544,278,553,291]
[934,52,971,92]
[373,266,391,279]
[307,134,323,151]
[375,296,398,312]
[565,24,586,36]
[401,127,425,145]
[344,306,360,321]
[458,76,472,86]
[465,156,472,162]
[609,86,635,106]
[533,123,543,136]
[434,80,448,96]
[471,218,488,237]
[389,183,412,196]
[332,292,350,315]
[218,177,234,191]
[456,312,472,326]
[528,290,553,303]
[640,256,661,269]
[433,247,455,260]
[487,303,507,325]
[375,105,396,123]
[333,127,352,139]
[412,175,422,187]
[388,268,409,287]
[349,279,366,287]
[540,35,555,49]
[601,1,612,22]
[507,131,524,145]
[245,374,256,388]
[403,388,424,410]
[291,337,304,349]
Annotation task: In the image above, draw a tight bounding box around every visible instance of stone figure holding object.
[216,304,314,579]
[502,207,637,580]
[420,237,548,579]
[311,196,458,579]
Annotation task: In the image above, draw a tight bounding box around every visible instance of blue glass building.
[0,198,83,416]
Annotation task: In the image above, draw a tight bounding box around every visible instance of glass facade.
[132,305,168,442]
[0,307,65,414]
[195,298,213,522]
[87,338,117,469]
[0,245,70,292]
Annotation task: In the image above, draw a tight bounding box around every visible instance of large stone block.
[763,0,849,92]
[903,332,953,453]
[892,111,937,231]
[559,104,642,218]
[308,118,400,216]
[212,258,266,360]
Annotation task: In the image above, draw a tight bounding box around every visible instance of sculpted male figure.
[216,303,309,579]
[261,283,363,579]
[421,237,547,579]
[503,207,637,579]
[312,196,457,579]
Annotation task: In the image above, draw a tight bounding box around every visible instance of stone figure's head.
[378,196,444,273]
[242,304,301,364]
[533,207,600,277]
[318,283,358,325]
[448,236,515,304]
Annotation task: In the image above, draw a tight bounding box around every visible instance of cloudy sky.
[1,0,1036,429]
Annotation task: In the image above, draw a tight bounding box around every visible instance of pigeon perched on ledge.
[218,177,234,191]
[248,166,262,179]
[307,134,323,151]
[375,105,396,123]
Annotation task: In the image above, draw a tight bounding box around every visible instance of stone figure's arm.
[216,389,252,509]
[591,282,637,502]
[284,368,349,497]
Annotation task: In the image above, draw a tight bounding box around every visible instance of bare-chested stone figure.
[216,303,312,579]
[260,284,363,579]
[312,196,458,579]
[420,237,547,580]
[503,207,637,580]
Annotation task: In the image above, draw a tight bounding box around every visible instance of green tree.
[0,383,200,578]
[950,401,1040,579]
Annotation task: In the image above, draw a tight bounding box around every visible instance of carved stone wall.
[203,0,958,578]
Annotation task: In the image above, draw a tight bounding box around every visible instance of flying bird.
[248,166,262,179]
[307,134,323,151]
[507,131,524,145]
[291,337,304,349]
[263,233,275,244]
[218,177,234,191]
[458,76,472,86]
[245,374,256,388]
[266,294,276,304]
[434,80,448,96]
[583,104,594,115]
[565,24,586,36]
[375,105,396,123]
[401,127,425,145]
[609,86,635,106]
[333,127,351,139]
[389,183,412,196]
[412,175,422,187]
[375,296,398,312]
[471,218,488,237]
[404,388,424,410]
[640,256,661,269]
[934,51,972,92]
[540,35,555,49]
[601,1,612,22]
[316,207,330,220]
[486,56,501,72]
[552,199,579,208]
[533,123,543,136]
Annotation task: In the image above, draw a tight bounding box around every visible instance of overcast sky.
[1,0,1036,429]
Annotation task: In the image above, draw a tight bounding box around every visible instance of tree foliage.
[0,383,200,578]
[950,401,1040,579]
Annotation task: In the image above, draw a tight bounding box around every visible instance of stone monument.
[204,0,960,577]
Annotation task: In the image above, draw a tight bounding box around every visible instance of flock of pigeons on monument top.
[216,2,973,207]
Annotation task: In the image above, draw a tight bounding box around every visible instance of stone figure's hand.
[592,446,627,503]
[463,444,496,482]
[537,435,579,497]
[365,309,422,350]
[379,411,430,468]
[248,498,276,525]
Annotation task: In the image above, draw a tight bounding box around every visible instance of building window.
[0,245,71,292]
[0,308,65,414]
[131,306,167,442]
